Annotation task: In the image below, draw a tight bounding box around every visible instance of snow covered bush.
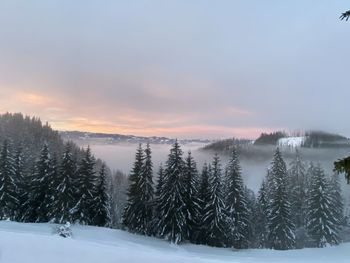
[56,222,72,238]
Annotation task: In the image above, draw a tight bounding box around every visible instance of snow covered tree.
[157,140,188,243]
[151,164,164,236]
[196,162,211,244]
[33,143,54,222]
[183,151,201,242]
[0,140,18,220]
[51,144,77,223]
[202,154,229,247]
[267,148,295,250]
[255,179,269,248]
[13,145,26,221]
[93,163,111,227]
[123,143,154,235]
[288,150,307,228]
[329,173,344,226]
[307,165,341,247]
[224,148,250,249]
[74,146,97,224]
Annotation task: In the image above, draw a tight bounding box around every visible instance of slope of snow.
[0,221,349,263]
[278,137,305,148]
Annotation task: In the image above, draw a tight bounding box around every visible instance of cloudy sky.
[0,1,349,139]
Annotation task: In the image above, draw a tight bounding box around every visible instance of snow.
[0,221,350,263]
[278,137,305,148]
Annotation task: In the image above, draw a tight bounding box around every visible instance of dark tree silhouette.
[340,10,350,21]
[334,157,350,184]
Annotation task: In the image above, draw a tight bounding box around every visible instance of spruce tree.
[288,150,307,228]
[152,163,164,236]
[329,174,344,226]
[13,145,26,221]
[202,154,229,247]
[225,148,250,249]
[255,179,269,248]
[74,146,97,224]
[196,162,211,244]
[307,165,341,247]
[157,141,188,243]
[140,143,154,235]
[93,163,111,227]
[51,144,77,223]
[267,148,295,250]
[123,144,154,235]
[0,140,18,220]
[34,143,54,222]
[183,151,201,242]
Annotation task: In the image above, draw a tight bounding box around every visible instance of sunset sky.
[0,1,349,139]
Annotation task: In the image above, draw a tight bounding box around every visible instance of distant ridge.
[59,130,212,145]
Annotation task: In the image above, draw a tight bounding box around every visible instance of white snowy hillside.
[278,137,305,148]
[0,221,349,263]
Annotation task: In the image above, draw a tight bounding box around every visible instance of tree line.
[122,142,345,250]
[0,140,110,226]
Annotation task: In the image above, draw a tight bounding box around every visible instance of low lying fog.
[76,142,350,196]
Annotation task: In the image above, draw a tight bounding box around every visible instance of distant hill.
[59,130,212,145]
[201,130,350,159]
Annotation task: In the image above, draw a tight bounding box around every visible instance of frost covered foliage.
[0,140,18,220]
[56,222,72,238]
[306,165,342,247]
[266,148,295,250]
[123,144,154,236]
[156,141,188,243]
[202,155,229,247]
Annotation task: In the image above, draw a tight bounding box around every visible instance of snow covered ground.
[0,221,349,263]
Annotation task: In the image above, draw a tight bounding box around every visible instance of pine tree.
[267,148,295,250]
[140,143,154,235]
[183,151,201,242]
[93,163,111,227]
[255,179,269,248]
[196,162,211,244]
[329,174,344,227]
[288,150,307,228]
[202,154,229,247]
[0,140,18,220]
[51,144,77,223]
[157,141,188,243]
[34,143,54,222]
[13,145,26,221]
[123,144,154,235]
[152,163,164,236]
[307,165,341,247]
[225,148,250,249]
[74,146,97,224]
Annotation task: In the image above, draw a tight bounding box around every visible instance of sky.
[0,0,349,139]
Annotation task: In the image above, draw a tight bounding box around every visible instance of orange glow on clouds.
[0,89,278,139]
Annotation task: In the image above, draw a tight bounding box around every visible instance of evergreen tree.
[140,143,154,235]
[196,163,211,244]
[329,174,344,226]
[183,151,201,242]
[0,140,18,220]
[51,144,77,223]
[74,146,97,224]
[123,144,154,235]
[152,164,164,236]
[255,179,269,248]
[307,165,341,247]
[157,141,188,243]
[225,148,250,249]
[267,148,295,250]
[13,145,26,221]
[34,143,54,222]
[202,155,229,247]
[93,163,111,227]
[288,150,307,228]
